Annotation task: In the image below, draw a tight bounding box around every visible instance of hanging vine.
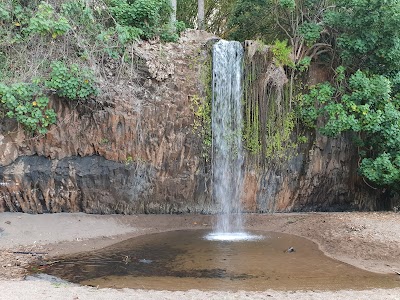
[243,40,297,165]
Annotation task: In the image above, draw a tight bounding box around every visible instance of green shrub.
[298,22,322,46]
[107,0,173,41]
[0,82,56,134]
[115,24,143,44]
[271,40,294,67]
[46,61,98,101]
[0,4,11,21]
[296,56,311,72]
[299,69,400,190]
[278,0,295,11]
[175,21,186,35]
[61,0,95,27]
[26,2,71,38]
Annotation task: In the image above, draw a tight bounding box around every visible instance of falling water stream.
[206,40,260,242]
[211,40,244,234]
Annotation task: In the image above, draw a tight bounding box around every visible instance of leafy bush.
[298,22,322,46]
[107,0,174,41]
[324,0,400,75]
[0,59,98,134]
[0,2,32,45]
[26,2,71,38]
[46,61,98,101]
[0,82,56,134]
[299,69,400,190]
[0,4,11,21]
[115,24,143,44]
[296,56,311,72]
[279,0,295,11]
[360,153,400,186]
[61,0,95,27]
[298,82,335,128]
[271,40,294,67]
[175,21,186,35]
[227,0,276,42]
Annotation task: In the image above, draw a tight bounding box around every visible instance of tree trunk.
[170,0,177,25]
[197,0,205,30]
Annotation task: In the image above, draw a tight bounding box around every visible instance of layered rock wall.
[0,31,394,214]
[0,31,214,214]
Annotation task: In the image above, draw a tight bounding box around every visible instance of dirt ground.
[0,212,399,299]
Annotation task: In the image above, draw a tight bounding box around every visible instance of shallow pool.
[30,230,400,291]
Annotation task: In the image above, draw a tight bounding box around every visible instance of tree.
[273,0,333,64]
[325,0,400,76]
[227,0,333,107]
[197,0,204,29]
[227,0,333,61]
[299,0,400,196]
[227,0,277,42]
[177,0,235,35]
[300,69,400,193]
[171,0,177,24]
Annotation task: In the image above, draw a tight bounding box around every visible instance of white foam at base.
[204,232,264,242]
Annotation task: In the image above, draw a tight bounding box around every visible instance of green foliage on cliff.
[243,42,298,163]
[299,69,400,189]
[191,94,212,157]
[191,53,213,160]
[0,0,185,135]
[297,0,400,191]
[0,82,56,134]
[46,61,98,101]
[107,0,185,42]
[0,60,97,134]
[271,40,294,67]
[26,2,71,38]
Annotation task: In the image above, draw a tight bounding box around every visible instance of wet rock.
[139,259,153,264]
[285,247,295,253]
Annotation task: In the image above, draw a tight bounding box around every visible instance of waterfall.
[211,40,244,234]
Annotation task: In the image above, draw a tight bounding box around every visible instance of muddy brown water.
[30,230,399,291]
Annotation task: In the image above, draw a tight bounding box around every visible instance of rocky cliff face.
[0,31,395,214]
[240,59,395,212]
[242,132,386,213]
[0,30,214,214]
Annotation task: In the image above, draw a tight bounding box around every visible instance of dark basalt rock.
[0,155,156,214]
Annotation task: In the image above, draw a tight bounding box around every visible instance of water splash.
[211,40,244,235]
[205,232,263,242]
